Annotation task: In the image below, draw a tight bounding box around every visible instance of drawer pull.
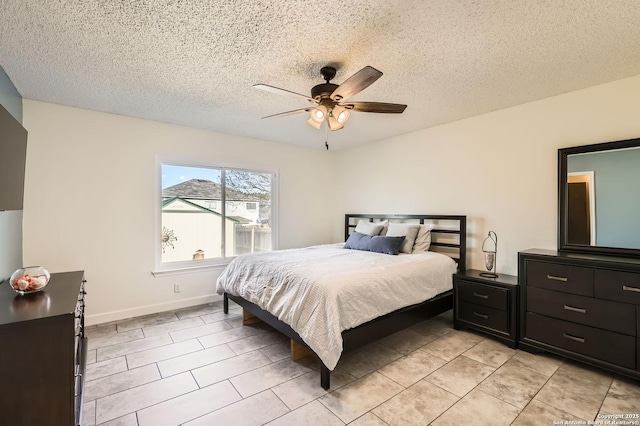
[473,292,489,300]
[473,311,489,319]
[563,305,586,314]
[622,285,640,293]
[547,275,568,282]
[563,333,585,343]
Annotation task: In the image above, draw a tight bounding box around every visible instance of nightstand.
[453,269,519,348]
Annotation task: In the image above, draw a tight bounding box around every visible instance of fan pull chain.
[325,121,329,150]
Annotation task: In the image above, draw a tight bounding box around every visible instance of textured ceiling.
[2,1,640,150]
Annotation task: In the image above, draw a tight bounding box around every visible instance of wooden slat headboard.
[344,214,467,272]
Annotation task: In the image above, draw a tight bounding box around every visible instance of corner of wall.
[0,66,23,123]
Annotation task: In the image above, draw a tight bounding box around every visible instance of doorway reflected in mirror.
[567,171,595,245]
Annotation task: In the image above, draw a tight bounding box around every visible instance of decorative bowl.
[9,266,51,295]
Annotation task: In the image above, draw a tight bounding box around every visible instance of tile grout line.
[507,359,576,425]
[425,338,512,425]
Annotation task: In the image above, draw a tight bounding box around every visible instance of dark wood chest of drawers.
[454,269,519,348]
[519,249,640,379]
[0,271,87,425]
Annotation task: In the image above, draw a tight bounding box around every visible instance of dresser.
[519,249,640,379]
[0,271,87,425]
[454,269,518,348]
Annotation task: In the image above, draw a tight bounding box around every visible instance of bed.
[218,213,467,389]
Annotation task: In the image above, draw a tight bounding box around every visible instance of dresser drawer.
[458,301,508,333]
[527,287,636,335]
[595,269,640,305]
[526,313,636,369]
[526,261,593,296]
[457,280,508,311]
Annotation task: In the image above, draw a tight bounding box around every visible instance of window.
[160,164,275,267]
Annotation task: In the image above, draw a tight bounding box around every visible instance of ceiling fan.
[254,65,407,131]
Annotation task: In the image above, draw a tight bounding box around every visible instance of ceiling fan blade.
[344,102,407,113]
[330,66,383,102]
[261,107,312,120]
[254,84,317,103]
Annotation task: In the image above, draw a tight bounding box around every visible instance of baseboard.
[85,294,223,326]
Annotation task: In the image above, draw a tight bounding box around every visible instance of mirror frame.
[559,136,640,258]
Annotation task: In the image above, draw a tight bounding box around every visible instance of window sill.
[151,263,229,277]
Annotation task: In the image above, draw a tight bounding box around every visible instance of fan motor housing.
[311,83,339,100]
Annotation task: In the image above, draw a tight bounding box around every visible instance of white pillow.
[385,223,420,254]
[354,220,387,236]
[412,225,434,253]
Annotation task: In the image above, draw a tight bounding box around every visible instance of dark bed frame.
[223,213,467,389]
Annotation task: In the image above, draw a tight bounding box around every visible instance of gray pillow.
[385,223,420,254]
[344,232,405,255]
[412,225,433,252]
[354,220,386,236]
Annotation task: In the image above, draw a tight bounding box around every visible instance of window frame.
[153,158,278,276]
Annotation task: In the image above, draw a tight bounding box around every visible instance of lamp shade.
[307,115,322,129]
[308,105,327,129]
[327,114,344,131]
[332,105,351,124]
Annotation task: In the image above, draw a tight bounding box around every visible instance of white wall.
[22,101,336,325]
[21,74,640,324]
[334,75,640,275]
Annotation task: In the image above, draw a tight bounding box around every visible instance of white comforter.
[216,243,456,370]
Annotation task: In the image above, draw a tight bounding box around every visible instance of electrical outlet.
[173,283,181,293]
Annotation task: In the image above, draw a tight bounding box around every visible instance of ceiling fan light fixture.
[256,65,406,134]
[327,114,345,131]
[332,105,351,124]
[307,115,323,129]
[308,105,327,129]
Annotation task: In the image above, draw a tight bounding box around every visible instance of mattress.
[216,243,456,369]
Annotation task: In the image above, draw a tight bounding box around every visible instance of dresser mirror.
[558,137,640,257]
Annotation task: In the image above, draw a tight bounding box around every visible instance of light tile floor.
[82,301,640,425]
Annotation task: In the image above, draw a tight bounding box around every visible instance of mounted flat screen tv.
[0,103,27,211]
